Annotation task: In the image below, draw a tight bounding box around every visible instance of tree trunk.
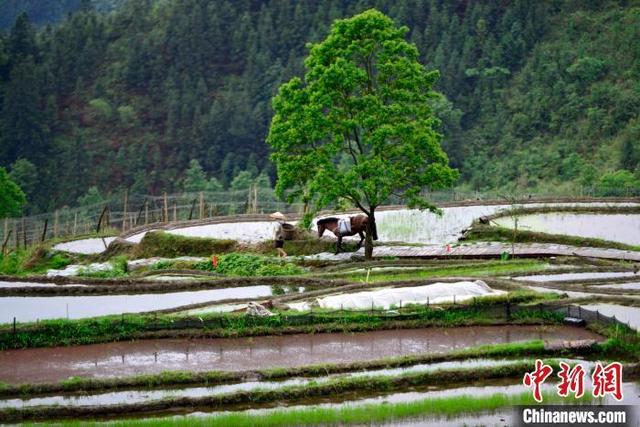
[364,209,376,260]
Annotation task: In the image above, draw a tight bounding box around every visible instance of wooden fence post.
[144,200,149,225]
[53,210,59,238]
[1,229,11,254]
[163,192,168,222]
[173,202,177,222]
[122,189,128,232]
[188,198,197,220]
[73,212,78,236]
[199,192,204,219]
[13,219,18,250]
[135,200,145,226]
[41,219,48,242]
[22,217,26,248]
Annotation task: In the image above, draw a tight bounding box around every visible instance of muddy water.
[514,271,638,282]
[494,213,640,246]
[0,286,272,324]
[0,359,532,409]
[0,325,601,385]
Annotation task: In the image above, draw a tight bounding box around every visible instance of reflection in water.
[0,286,272,323]
[495,213,640,246]
[0,359,613,410]
[580,304,640,330]
[514,272,637,282]
[0,326,601,385]
[598,282,640,291]
[0,281,87,288]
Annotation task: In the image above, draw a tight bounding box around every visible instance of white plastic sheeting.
[289,280,504,311]
[47,262,113,277]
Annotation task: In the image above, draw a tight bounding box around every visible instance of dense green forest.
[0,0,122,29]
[0,0,638,213]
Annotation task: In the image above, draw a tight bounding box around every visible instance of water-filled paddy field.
[52,237,117,254]
[7,200,640,425]
[0,359,533,409]
[494,212,640,246]
[0,285,273,323]
[0,280,87,288]
[513,271,639,282]
[599,282,640,291]
[0,325,601,384]
[53,202,640,254]
[579,304,640,329]
[6,378,637,425]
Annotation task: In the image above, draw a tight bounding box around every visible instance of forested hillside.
[0,0,121,29]
[0,0,638,213]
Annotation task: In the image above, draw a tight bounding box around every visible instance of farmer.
[269,211,287,257]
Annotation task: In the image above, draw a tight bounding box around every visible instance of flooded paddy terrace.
[0,325,602,385]
[2,374,637,425]
[0,359,534,409]
[52,201,640,255]
[494,212,640,246]
[0,285,274,323]
[5,202,639,424]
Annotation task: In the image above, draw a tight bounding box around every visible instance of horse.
[317,214,378,254]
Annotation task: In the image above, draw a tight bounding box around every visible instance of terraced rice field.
[3,200,639,425]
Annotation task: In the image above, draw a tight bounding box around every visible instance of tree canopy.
[268,9,458,258]
[0,167,26,218]
[0,0,638,213]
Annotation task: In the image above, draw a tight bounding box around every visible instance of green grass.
[0,247,74,275]
[52,390,578,426]
[0,301,560,350]
[333,259,550,283]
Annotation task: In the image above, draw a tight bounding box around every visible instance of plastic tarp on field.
[294,280,504,311]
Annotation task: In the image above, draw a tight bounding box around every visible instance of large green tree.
[0,167,26,218]
[267,9,458,259]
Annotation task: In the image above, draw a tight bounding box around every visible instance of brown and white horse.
[317,214,378,254]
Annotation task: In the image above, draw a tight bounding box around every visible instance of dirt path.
[360,243,640,262]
